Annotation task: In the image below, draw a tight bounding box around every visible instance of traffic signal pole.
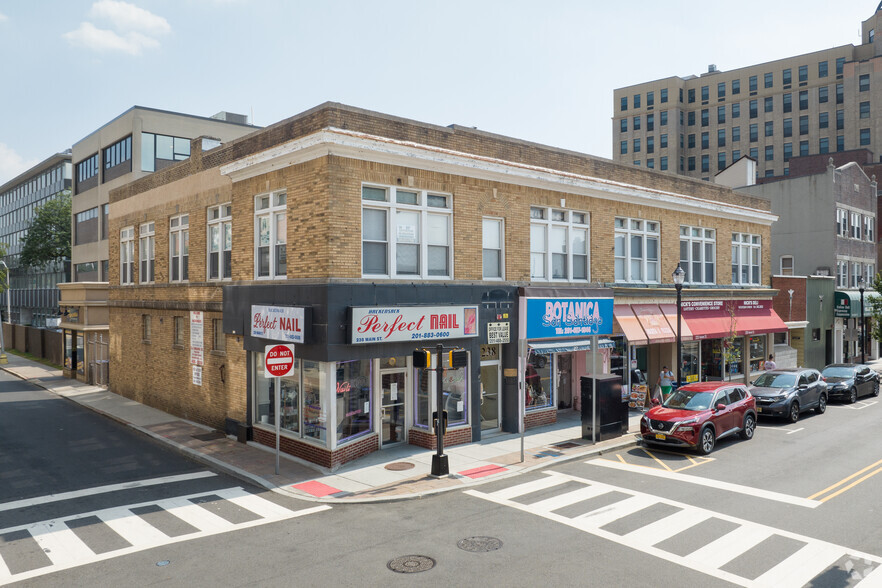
[431,343,448,476]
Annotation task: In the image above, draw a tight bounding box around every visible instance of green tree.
[870,273,882,343]
[19,191,71,269]
[721,301,739,381]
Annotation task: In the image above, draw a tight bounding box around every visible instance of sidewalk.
[4,353,642,503]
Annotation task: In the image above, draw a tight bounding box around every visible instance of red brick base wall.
[252,428,379,470]
[525,408,557,429]
[408,426,472,450]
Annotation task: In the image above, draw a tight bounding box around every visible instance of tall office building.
[0,152,72,326]
[612,5,882,181]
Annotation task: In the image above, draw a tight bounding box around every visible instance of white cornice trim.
[220,128,778,224]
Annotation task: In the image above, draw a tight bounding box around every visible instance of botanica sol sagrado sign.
[525,297,613,339]
[350,305,478,344]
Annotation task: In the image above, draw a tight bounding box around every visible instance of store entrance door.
[380,369,407,446]
[480,361,501,430]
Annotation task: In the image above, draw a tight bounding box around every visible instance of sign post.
[265,344,295,475]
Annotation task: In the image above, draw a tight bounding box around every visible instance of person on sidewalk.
[657,366,674,401]
[764,354,777,371]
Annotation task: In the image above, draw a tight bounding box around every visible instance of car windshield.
[753,373,797,388]
[663,390,716,411]
[822,367,855,378]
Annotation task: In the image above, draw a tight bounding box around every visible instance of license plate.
[654,433,666,440]
[756,407,762,413]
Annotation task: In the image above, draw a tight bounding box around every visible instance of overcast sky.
[0,0,876,185]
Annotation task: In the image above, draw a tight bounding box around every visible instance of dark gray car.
[749,368,827,423]
[822,363,880,403]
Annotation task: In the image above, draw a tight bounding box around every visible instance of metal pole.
[430,343,449,476]
[676,283,683,387]
[275,376,281,475]
[592,334,597,445]
[860,286,866,364]
[518,338,526,463]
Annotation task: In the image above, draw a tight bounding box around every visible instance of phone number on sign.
[411,332,450,339]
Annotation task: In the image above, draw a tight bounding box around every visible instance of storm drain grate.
[387,555,435,573]
[385,462,416,471]
[191,432,225,442]
[553,442,582,449]
[457,536,503,553]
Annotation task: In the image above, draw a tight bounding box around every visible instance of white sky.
[0,0,876,185]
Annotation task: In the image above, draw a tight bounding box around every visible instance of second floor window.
[170,214,189,282]
[139,222,155,284]
[362,186,451,279]
[208,203,233,280]
[531,207,589,281]
[256,191,287,279]
[482,218,504,279]
[732,233,760,285]
[680,226,715,284]
[120,227,134,285]
[614,217,659,283]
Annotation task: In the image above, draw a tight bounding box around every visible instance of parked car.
[749,368,827,423]
[821,363,879,403]
[640,382,756,455]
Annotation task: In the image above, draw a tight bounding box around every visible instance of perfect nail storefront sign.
[251,305,307,343]
[350,305,479,344]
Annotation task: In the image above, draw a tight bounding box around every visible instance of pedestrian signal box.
[448,349,468,368]
[413,349,432,368]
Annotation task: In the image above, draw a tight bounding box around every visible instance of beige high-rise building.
[612,5,882,181]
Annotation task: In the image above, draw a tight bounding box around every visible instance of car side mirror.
[651,397,661,405]
[749,381,755,386]
[716,403,726,411]
[798,384,807,390]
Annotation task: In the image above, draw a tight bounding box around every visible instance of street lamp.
[0,260,8,364]
[859,276,866,365]
[673,265,686,387]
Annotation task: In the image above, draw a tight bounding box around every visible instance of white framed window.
[139,222,155,284]
[208,203,233,280]
[170,214,189,282]
[680,226,716,284]
[255,191,286,279]
[852,262,862,288]
[780,255,794,275]
[865,216,875,243]
[614,217,659,283]
[851,212,861,239]
[361,185,452,278]
[120,227,134,285]
[836,209,848,237]
[530,207,589,281]
[837,260,848,288]
[731,233,761,285]
[867,263,876,284]
[482,217,504,279]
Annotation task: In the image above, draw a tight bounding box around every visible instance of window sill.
[173,344,185,350]
[210,350,226,357]
[142,340,151,345]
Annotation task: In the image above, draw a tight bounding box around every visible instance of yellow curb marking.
[808,456,882,502]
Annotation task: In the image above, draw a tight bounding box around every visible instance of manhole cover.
[191,432,225,442]
[554,442,581,449]
[387,555,435,573]
[385,462,415,471]
[457,536,503,552]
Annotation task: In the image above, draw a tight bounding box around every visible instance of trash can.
[581,374,627,441]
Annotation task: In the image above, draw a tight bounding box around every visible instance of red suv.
[640,382,756,455]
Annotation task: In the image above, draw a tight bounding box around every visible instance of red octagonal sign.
[264,344,295,378]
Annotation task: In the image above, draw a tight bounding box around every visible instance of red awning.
[682,308,732,340]
[613,305,648,345]
[735,307,788,335]
[632,304,676,343]
[659,304,694,341]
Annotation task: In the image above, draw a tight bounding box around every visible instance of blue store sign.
[526,297,613,340]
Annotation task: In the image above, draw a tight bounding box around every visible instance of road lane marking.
[0,471,217,512]
[641,448,673,472]
[829,400,877,410]
[753,541,844,587]
[687,524,773,569]
[808,457,882,501]
[786,427,805,435]
[588,458,821,508]
[756,425,803,434]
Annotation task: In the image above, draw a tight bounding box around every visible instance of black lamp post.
[859,276,866,365]
[673,265,686,387]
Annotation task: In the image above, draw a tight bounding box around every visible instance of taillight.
[821,375,827,382]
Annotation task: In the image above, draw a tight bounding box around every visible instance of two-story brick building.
[108,103,784,469]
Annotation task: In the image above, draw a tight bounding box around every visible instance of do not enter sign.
[264,344,295,378]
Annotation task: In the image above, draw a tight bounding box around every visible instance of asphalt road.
[4,369,882,587]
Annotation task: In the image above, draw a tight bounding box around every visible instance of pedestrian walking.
[764,354,776,370]
[657,366,674,401]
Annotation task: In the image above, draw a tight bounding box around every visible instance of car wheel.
[697,426,716,455]
[849,388,858,404]
[788,402,800,423]
[874,382,880,397]
[739,413,756,440]
[815,394,827,414]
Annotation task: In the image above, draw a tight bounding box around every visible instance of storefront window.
[336,359,372,443]
[682,341,700,383]
[64,331,73,370]
[76,333,84,374]
[526,352,553,410]
[701,339,723,380]
[728,338,744,376]
[302,360,327,441]
[610,337,626,380]
[442,351,468,425]
[749,336,766,374]
[254,356,300,434]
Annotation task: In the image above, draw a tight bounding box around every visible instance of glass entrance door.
[381,370,406,446]
[480,362,500,430]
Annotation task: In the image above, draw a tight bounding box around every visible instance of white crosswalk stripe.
[465,471,882,587]
[0,487,330,586]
